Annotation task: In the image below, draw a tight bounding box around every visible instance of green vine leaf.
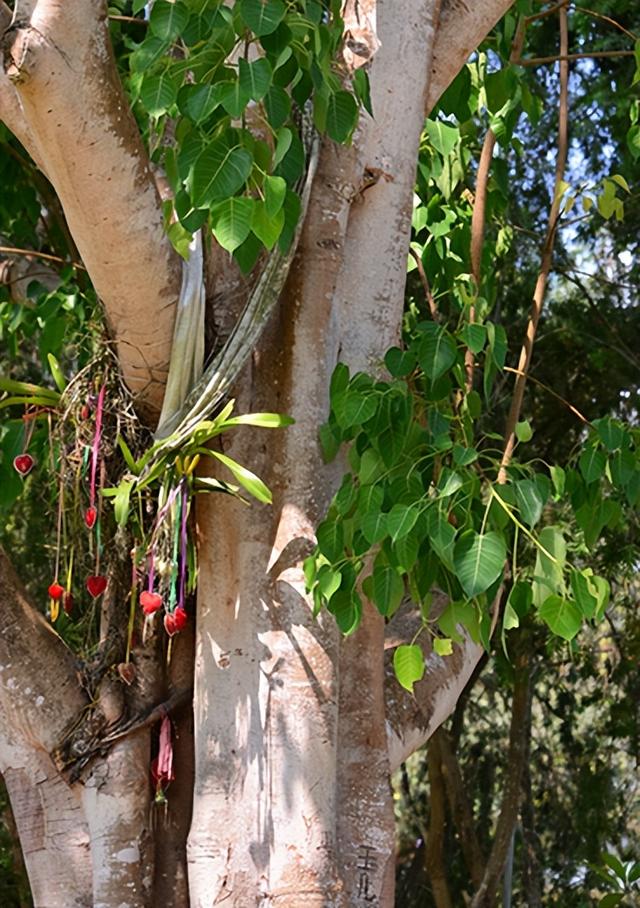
[239,0,286,37]
[393,644,425,693]
[453,530,506,598]
[538,594,582,641]
[212,198,255,253]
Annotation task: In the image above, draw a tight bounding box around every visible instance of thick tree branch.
[385,596,486,773]
[0,3,42,161]
[3,0,182,419]
[0,547,88,751]
[0,547,92,906]
[426,0,516,114]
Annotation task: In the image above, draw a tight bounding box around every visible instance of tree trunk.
[0,0,516,904]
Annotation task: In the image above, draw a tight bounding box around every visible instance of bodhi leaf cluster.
[109,0,365,268]
[304,321,640,693]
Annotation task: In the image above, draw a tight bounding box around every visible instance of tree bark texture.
[0,0,516,904]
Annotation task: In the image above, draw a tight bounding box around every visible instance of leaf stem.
[488,486,557,563]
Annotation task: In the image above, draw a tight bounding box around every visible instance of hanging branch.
[498,5,569,483]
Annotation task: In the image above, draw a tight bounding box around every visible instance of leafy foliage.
[112,0,362,268]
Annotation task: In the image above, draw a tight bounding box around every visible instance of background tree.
[392,3,640,905]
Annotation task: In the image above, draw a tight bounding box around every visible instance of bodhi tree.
[1,1,639,906]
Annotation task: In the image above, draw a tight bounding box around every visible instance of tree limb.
[437,726,485,888]
[0,547,88,752]
[426,0,516,115]
[0,547,92,907]
[3,0,182,420]
[0,2,42,162]
[385,595,486,773]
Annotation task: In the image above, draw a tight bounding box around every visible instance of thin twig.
[102,687,193,745]
[498,5,569,483]
[409,247,439,321]
[525,1,569,24]
[519,49,634,66]
[574,6,637,40]
[466,19,525,392]
[0,245,85,270]
[109,15,148,26]
[503,367,591,425]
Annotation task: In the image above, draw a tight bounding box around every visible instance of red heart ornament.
[117,662,136,686]
[48,581,65,599]
[165,607,187,636]
[14,454,35,476]
[62,592,74,615]
[140,591,163,615]
[84,507,97,529]
[173,607,187,632]
[86,575,107,598]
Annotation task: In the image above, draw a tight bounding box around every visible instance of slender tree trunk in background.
[425,735,454,908]
[469,645,532,908]
[0,0,516,904]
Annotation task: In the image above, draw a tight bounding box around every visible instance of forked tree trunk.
[0,1,515,905]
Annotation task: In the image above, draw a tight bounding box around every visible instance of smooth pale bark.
[426,0,516,114]
[189,2,441,905]
[2,0,182,418]
[0,2,43,164]
[2,751,91,908]
[187,140,356,905]
[0,548,92,907]
[385,602,485,773]
[332,2,440,902]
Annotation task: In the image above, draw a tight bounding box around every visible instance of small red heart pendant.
[117,662,136,686]
[63,592,74,615]
[86,575,107,598]
[84,507,97,529]
[48,581,65,599]
[164,607,187,636]
[173,607,187,632]
[140,591,163,615]
[14,454,35,476]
